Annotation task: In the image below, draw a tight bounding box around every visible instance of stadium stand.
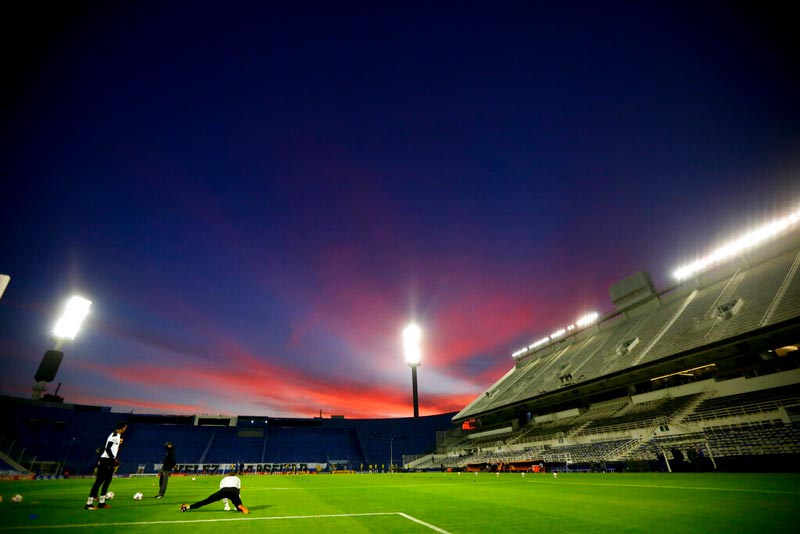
[418,230,800,473]
[0,395,454,476]
[682,383,800,422]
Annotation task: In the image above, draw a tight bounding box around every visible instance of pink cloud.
[76,329,474,417]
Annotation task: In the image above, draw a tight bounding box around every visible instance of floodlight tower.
[403,323,422,418]
[32,295,92,400]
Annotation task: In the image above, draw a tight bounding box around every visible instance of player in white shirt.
[180,475,249,514]
[85,421,127,510]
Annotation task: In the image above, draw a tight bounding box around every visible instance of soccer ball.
[105,491,115,500]
[133,492,143,500]
[12,494,23,503]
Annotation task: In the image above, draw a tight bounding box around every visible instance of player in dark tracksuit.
[85,421,127,510]
[156,442,176,498]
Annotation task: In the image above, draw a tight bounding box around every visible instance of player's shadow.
[194,504,272,513]
[243,504,272,512]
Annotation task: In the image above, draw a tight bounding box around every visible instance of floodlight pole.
[411,365,419,417]
[403,323,422,419]
[31,383,47,400]
[410,364,419,418]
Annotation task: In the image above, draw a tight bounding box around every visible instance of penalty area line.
[0,511,453,532]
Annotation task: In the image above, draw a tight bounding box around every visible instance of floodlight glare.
[550,328,567,339]
[576,312,599,327]
[403,323,422,366]
[673,208,800,280]
[53,296,92,340]
[512,310,600,358]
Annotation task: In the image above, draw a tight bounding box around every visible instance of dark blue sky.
[1,2,797,417]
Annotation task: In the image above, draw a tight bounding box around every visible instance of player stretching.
[181,475,249,514]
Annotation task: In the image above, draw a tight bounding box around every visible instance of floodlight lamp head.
[403,323,422,366]
[0,274,10,299]
[53,295,92,340]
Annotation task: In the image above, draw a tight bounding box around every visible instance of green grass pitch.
[1,472,798,533]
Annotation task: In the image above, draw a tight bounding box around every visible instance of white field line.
[0,511,453,533]
[248,482,458,492]
[397,512,454,533]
